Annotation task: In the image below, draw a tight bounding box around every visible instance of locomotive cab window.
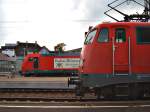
[136,27,150,44]
[115,28,126,43]
[98,28,109,42]
[28,58,33,62]
[84,29,97,44]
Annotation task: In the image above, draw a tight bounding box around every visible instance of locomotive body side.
[75,22,150,98]
[21,53,80,76]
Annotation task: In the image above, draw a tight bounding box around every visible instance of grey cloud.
[71,0,83,10]
[83,0,108,20]
[71,0,108,21]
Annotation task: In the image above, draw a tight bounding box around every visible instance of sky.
[0,0,144,50]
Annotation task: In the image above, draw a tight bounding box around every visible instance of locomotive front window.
[115,28,126,43]
[98,28,109,42]
[84,29,97,44]
[136,27,150,44]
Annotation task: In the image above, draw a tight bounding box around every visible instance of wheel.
[101,86,115,100]
[75,85,85,97]
[128,83,144,100]
[95,88,101,100]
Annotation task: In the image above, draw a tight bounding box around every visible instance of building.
[1,44,16,57]
[15,41,41,57]
[1,41,44,73]
[1,41,42,57]
[0,53,16,73]
[39,46,50,55]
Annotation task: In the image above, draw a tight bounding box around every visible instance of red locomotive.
[21,52,80,76]
[69,22,150,99]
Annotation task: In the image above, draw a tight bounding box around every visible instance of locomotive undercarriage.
[69,74,150,100]
[22,70,78,77]
[93,83,150,100]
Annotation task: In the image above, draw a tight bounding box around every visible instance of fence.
[15,56,24,73]
[0,60,16,77]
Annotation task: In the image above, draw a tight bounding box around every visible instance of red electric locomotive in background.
[21,52,80,76]
[69,22,150,99]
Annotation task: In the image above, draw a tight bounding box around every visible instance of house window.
[98,28,109,42]
[115,28,126,43]
[136,26,150,44]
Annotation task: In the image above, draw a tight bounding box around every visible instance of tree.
[54,43,66,52]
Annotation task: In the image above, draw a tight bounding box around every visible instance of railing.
[0,60,16,77]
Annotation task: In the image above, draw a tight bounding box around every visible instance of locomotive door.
[112,27,130,74]
[33,57,39,69]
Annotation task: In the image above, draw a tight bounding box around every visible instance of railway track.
[0,77,149,101]
[0,88,150,102]
[0,90,96,102]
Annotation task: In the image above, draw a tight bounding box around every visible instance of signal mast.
[104,0,150,22]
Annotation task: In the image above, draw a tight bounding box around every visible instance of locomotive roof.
[42,52,80,56]
[26,52,80,57]
[95,22,150,28]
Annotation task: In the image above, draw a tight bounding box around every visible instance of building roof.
[39,46,50,54]
[1,41,41,50]
[66,48,82,52]
[16,41,41,48]
[40,46,50,52]
[1,45,16,50]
